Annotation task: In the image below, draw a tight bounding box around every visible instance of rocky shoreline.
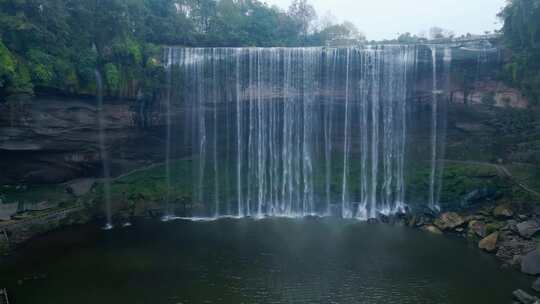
[2,200,540,303]
[406,204,540,303]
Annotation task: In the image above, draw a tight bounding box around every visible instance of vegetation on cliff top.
[0,0,538,104]
[499,0,540,105]
[0,0,363,100]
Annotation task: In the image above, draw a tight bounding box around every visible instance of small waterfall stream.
[166,46,436,218]
[163,48,173,220]
[429,46,439,211]
[95,70,113,229]
[428,46,452,212]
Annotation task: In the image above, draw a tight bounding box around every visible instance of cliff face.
[0,43,538,212]
[0,98,170,184]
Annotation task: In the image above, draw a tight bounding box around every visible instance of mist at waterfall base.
[163,45,458,219]
[0,219,530,304]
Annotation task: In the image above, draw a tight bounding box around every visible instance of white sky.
[264,0,507,40]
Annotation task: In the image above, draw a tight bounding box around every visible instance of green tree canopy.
[499,0,540,105]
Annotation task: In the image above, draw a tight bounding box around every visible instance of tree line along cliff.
[0,0,538,106]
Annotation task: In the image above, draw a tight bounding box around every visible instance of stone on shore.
[0,203,18,221]
[479,232,498,252]
[521,250,540,275]
[66,178,97,197]
[494,204,514,218]
[434,212,465,231]
[517,220,540,239]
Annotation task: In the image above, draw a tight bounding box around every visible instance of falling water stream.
[95,70,112,229]
[428,46,452,211]
[429,46,439,211]
[170,46,417,218]
[163,48,174,220]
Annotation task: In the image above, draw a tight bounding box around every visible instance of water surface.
[0,218,531,303]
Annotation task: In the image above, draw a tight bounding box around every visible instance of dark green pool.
[0,218,532,303]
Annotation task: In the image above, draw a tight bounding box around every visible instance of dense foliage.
[499,0,540,105]
[0,0,363,99]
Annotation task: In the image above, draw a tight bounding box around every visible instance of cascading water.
[341,48,351,218]
[436,47,452,206]
[169,46,419,219]
[428,46,452,212]
[428,46,440,212]
[162,48,174,221]
[95,70,113,229]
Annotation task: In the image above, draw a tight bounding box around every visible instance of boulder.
[479,232,498,252]
[521,250,540,275]
[66,178,97,197]
[497,231,536,260]
[434,212,465,231]
[503,220,519,232]
[0,203,18,221]
[423,225,443,235]
[461,188,500,207]
[513,289,539,304]
[468,220,487,238]
[408,214,434,228]
[494,204,514,218]
[510,255,523,268]
[517,220,540,239]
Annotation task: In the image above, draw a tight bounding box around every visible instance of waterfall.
[428,46,452,211]
[95,69,112,229]
[341,48,351,218]
[236,49,244,217]
[324,49,338,215]
[357,50,369,220]
[196,49,207,212]
[435,47,452,206]
[169,46,417,219]
[429,47,439,212]
[369,48,381,219]
[163,48,173,220]
[212,48,220,217]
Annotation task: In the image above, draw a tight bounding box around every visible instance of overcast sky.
[264,0,507,40]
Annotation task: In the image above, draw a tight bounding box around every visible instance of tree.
[429,26,455,40]
[0,39,15,88]
[288,0,316,42]
[498,0,540,105]
[397,32,423,44]
[316,21,366,46]
[0,0,340,99]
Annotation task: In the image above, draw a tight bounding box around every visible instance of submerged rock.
[422,225,443,235]
[407,214,434,228]
[521,250,540,275]
[479,232,498,252]
[434,212,465,231]
[517,220,540,239]
[513,289,539,304]
[494,204,514,218]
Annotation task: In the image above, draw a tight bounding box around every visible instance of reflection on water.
[0,219,531,304]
